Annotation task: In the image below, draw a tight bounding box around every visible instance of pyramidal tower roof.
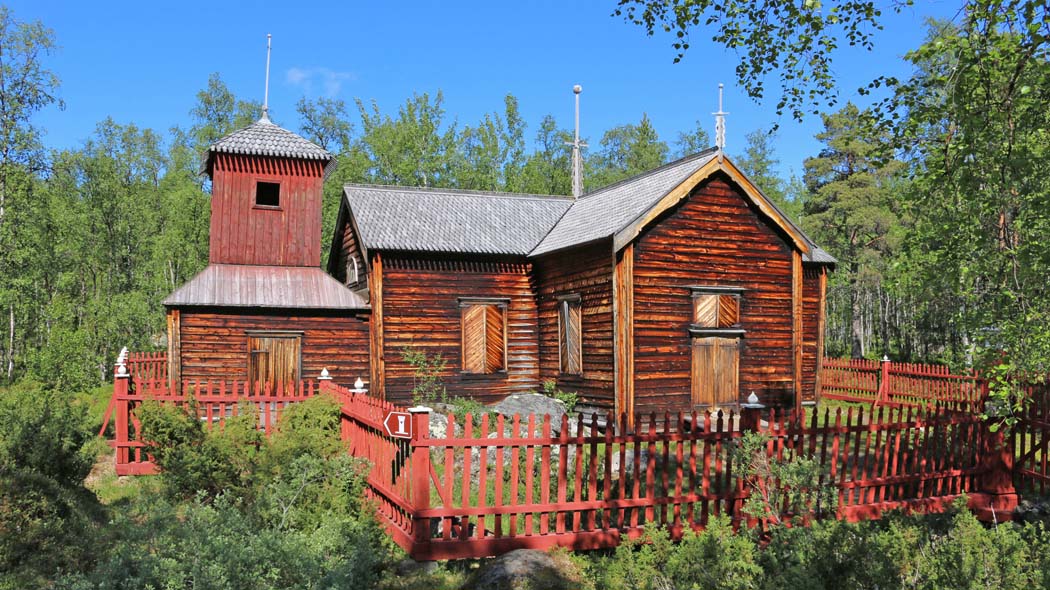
[201,116,335,177]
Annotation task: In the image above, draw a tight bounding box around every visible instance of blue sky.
[13,0,962,178]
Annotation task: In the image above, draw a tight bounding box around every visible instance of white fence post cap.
[408,405,432,414]
[318,367,332,380]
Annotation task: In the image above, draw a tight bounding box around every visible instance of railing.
[820,358,984,409]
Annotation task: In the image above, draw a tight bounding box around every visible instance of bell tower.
[201,118,334,267]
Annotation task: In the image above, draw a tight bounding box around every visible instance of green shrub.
[402,347,447,405]
[542,379,579,414]
[0,381,96,488]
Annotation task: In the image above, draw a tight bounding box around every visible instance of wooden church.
[163,110,834,424]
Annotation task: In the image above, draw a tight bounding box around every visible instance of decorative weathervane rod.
[713,83,728,159]
[565,85,588,199]
[262,34,272,121]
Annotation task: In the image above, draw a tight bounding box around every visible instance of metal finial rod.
[262,34,272,120]
[566,84,588,198]
[713,83,728,153]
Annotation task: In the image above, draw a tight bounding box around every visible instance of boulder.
[492,394,567,430]
[467,548,585,590]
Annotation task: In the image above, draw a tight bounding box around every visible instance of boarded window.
[461,302,506,374]
[255,181,280,207]
[692,290,741,328]
[691,337,739,408]
[559,296,582,375]
[248,334,301,386]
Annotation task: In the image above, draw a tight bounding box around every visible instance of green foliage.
[0,382,104,590]
[614,0,891,121]
[587,113,669,190]
[542,379,579,414]
[734,430,837,526]
[0,381,95,487]
[402,347,448,405]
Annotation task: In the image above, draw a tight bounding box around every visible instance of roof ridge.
[344,183,574,203]
[578,147,720,200]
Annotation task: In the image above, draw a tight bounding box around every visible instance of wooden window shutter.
[461,303,506,374]
[718,295,739,327]
[248,335,301,387]
[693,294,718,327]
[559,297,582,375]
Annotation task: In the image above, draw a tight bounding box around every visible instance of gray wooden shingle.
[343,150,836,265]
[201,117,334,176]
[345,185,572,256]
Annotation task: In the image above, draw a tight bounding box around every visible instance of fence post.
[114,355,130,474]
[973,404,1019,522]
[875,355,891,407]
[408,405,432,557]
[740,392,765,432]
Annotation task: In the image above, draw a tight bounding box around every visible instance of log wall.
[632,173,799,411]
[380,254,541,405]
[533,241,615,407]
[801,266,824,402]
[330,204,367,289]
[176,308,370,389]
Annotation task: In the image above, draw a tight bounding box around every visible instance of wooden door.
[248,335,301,387]
[691,337,740,408]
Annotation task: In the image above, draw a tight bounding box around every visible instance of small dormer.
[202,117,335,267]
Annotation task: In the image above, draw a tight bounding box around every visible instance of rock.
[395,558,438,577]
[468,548,585,590]
[492,394,567,431]
[428,412,460,440]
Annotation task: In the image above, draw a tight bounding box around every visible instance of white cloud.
[285,67,355,97]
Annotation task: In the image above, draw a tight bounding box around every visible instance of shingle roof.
[345,185,572,256]
[531,150,719,256]
[163,264,368,310]
[201,117,334,177]
[342,150,836,265]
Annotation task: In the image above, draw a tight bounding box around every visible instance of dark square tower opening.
[255,181,281,207]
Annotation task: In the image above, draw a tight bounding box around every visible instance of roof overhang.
[612,154,812,256]
[164,264,370,310]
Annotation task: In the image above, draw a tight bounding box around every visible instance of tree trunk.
[7,305,14,381]
[849,267,864,358]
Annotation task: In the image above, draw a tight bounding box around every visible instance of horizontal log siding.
[801,267,823,402]
[178,308,370,388]
[381,255,540,405]
[534,241,615,407]
[632,174,797,411]
[210,154,325,267]
[332,213,366,289]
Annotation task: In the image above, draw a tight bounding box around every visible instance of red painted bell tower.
[202,116,334,267]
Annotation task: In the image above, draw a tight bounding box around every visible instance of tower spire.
[262,34,272,121]
[713,83,728,160]
[566,84,588,198]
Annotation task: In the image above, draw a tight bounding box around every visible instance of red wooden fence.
[102,354,1022,560]
[104,374,320,475]
[320,379,1014,560]
[126,351,168,384]
[1015,380,1050,495]
[820,358,984,409]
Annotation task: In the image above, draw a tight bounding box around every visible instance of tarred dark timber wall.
[632,173,799,411]
[801,267,823,402]
[533,241,615,407]
[177,308,370,388]
[209,153,325,267]
[380,254,541,405]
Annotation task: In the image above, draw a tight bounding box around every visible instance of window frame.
[557,293,583,376]
[458,297,510,375]
[253,179,283,210]
[245,330,303,387]
[688,285,746,337]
